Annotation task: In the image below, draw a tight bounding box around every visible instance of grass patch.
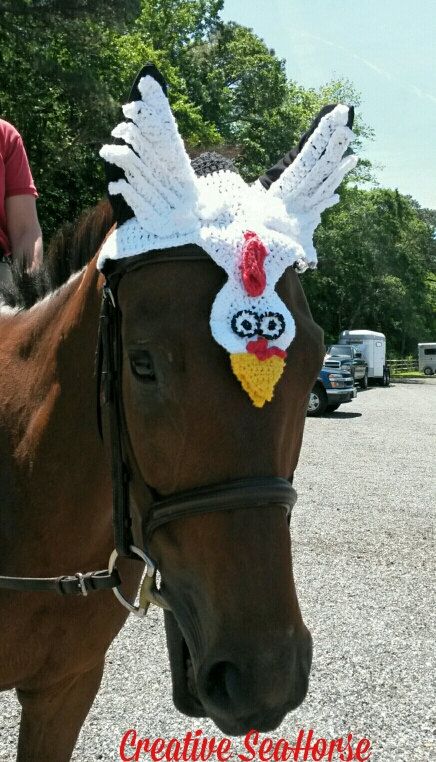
[392,371,425,378]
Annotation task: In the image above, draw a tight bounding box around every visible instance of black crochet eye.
[259,312,285,340]
[129,350,156,382]
[231,310,259,338]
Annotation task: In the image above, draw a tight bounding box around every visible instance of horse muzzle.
[164,609,312,735]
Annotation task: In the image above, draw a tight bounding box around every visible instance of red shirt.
[0,119,38,256]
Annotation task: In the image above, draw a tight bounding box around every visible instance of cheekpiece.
[97,67,357,407]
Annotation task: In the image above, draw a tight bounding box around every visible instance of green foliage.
[179,24,370,180]
[0,1,141,23]
[305,188,436,354]
[393,371,424,377]
[136,0,224,52]
[0,4,127,236]
[179,21,288,173]
[0,0,433,353]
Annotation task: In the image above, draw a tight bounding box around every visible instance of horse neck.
[51,259,103,436]
[6,259,113,558]
[40,257,106,470]
[28,258,103,421]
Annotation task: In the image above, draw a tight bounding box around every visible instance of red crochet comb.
[240,231,268,297]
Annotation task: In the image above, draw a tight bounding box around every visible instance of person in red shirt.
[0,119,43,285]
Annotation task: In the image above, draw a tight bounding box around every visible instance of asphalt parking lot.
[1,380,434,762]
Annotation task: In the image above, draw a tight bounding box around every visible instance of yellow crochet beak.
[230,353,285,408]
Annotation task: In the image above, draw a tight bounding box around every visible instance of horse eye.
[259,312,285,340]
[231,310,259,338]
[129,351,156,382]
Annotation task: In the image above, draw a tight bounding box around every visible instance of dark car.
[324,344,369,389]
[307,367,357,416]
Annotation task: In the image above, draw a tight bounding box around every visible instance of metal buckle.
[108,546,169,617]
[75,572,88,597]
[103,284,116,308]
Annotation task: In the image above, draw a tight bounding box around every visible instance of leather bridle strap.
[96,247,211,558]
[0,568,121,595]
[146,477,297,538]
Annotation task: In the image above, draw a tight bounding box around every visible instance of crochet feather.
[99,76,199,239]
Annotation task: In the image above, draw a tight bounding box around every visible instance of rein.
[0,249,297,613]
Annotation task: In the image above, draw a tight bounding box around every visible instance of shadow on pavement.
[326,411,363,419]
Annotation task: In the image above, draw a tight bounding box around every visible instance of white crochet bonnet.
[97,66,357,407]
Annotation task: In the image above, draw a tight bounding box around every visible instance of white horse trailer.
[418,343,436,375]
[339,330,390,385]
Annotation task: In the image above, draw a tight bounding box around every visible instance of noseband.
[0,248,297,611]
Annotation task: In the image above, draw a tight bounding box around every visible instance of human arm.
[5,194,43,271]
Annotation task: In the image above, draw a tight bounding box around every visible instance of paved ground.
[1,381,434,761]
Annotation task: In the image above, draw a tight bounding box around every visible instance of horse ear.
[100,64,199,242]
[259,103,356,267]
[103,64,169,227]
[258,104,354,190]
[127,63,168,101]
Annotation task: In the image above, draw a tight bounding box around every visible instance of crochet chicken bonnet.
[97,65,357,407]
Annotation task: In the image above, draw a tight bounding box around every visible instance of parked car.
[339,330,390,386]
[324,344,368,388]
[307,367,357,416]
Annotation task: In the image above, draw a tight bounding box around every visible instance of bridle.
[0,247,297,613]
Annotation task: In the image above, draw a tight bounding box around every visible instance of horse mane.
[0,199,114,310]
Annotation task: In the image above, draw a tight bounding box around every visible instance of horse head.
[97,64,356,735]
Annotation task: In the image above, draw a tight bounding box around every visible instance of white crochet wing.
[99,75,200,238]
[270,104,357,264]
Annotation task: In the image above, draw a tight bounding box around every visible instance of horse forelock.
[191,151,238,178]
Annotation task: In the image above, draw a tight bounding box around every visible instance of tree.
[0,0,223,239]
[0,1,140,22]
[178,22,372,180]
[0,1,140,237]
[304,188,436,354]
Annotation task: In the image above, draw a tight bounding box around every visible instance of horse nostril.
[204,661,241,707]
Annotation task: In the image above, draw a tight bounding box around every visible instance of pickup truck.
[324,344,368,389]
[307,367,357,416]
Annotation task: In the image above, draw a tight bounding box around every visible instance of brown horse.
[0,78,355,756]
[0,195,323,759]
